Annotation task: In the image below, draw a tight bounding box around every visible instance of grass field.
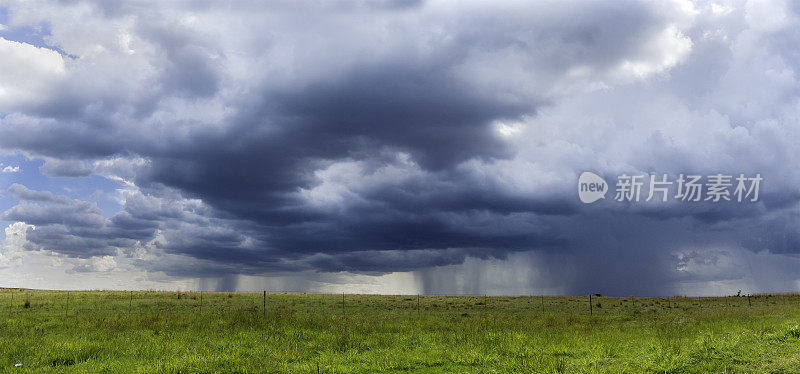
[1,290,800,373]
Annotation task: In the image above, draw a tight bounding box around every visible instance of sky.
[0,0,798,296]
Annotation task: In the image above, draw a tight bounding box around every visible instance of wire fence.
[0,289,796,317]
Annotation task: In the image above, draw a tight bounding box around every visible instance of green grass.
[1,290,800,373]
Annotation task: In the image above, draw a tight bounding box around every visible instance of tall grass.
[0,290,799,372]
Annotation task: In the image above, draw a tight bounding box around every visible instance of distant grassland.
[1,290,800,373]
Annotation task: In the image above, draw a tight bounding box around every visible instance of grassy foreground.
[1,290,800,372]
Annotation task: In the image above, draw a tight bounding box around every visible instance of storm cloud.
[0,0,798,295]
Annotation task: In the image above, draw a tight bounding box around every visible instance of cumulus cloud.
[0,0,798,294]
[0,36,65,111]
[39,158,92,177]
[72,255,117,272]
[0,222,34,268]
[7,183,53,201]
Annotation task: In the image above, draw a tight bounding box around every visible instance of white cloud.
[0,37,66,111]
[73,255,118,272]
[2,165,20,173]
[0,222,34,268]
[613,25,694,79]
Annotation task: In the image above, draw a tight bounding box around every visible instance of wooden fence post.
[589,294,593,315]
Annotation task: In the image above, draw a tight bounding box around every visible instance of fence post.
[748,295,751,307]
[589,294,593,316]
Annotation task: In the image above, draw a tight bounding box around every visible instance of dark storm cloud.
[265,65,524,169]
[0,0,798,294]
[308,248,478,273]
